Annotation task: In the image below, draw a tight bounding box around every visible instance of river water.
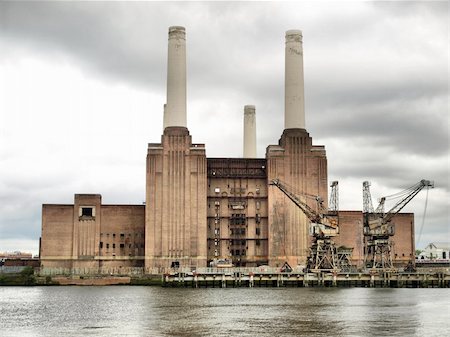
[0,287,449,336]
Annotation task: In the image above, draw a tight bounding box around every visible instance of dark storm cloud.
[1,1,167,90]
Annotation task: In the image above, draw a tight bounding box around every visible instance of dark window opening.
[99,242,103,249]
[81,207,93,217]
[113,244,116,249]
[106,243,110,249]
[256,239,261,246]
[120,243,125,249]
[256,228,260,235]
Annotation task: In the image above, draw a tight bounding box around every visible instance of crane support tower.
[329,181,339,215]
[269,179,351,272]
[362,179,434,270]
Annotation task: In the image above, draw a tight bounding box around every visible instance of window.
[106,243,110,249]
[113,233,116,238]
[113,244,116,249]
[215,187,220,194]
[256,201,260,210]
[256,239,261,246]
[120,233,125,239]
[81,207,93,217]
[79,206,95,220]
[99,242,103,249]
[256,228,260,236]
[443,252,447,259]
[214,228,220,235]
[256,188,260,195]
[120,243,125,249]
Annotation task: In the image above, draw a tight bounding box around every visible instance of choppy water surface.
[0,287,449,336]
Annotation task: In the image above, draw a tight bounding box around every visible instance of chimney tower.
[165,26,187,128]
[243,105,257,158]
[284,30,305,129]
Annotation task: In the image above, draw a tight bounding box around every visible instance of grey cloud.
[0,1,448,251]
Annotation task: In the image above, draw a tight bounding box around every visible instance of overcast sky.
[0,1,448,255]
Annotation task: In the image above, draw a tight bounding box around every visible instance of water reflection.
[0,287,448,337]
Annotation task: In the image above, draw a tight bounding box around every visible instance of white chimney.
[285,30,305,129]
[162,103,167,129]
[165,26,187,128]
[243,105,257,158]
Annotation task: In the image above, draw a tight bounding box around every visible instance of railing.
[37,266,304,276]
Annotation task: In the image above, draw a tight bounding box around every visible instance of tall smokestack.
[162,103,167,129]
[243,105,257,158]
[284,30,305,129]
[165,26,187,128]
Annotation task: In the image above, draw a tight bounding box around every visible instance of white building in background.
[418,242,450,260]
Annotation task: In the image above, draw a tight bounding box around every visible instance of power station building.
[40,27,415,271]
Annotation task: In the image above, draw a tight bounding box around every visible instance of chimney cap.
[169,26,186,33]
[286,29,302,37]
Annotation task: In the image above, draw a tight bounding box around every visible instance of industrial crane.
[269,179,344,271]
[362,179,434,270]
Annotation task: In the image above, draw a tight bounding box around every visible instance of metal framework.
[270,179,344,272]
[363,179,434,270]
[328,181,339,215]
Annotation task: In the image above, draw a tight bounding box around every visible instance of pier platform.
[162,267,450,288]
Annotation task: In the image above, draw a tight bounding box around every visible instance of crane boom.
[269,179,321,223]
[382,180,434,224]
[269,179,338,235]
[367,179,434,230]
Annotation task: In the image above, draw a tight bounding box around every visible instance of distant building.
[0,251,37,268]
[0,251,33,259]
[418,242,450,260]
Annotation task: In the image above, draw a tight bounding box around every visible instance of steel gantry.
[362,179,434,270]
[269,179,347,272]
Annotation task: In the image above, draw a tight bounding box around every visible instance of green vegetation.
[0,267,36,286]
